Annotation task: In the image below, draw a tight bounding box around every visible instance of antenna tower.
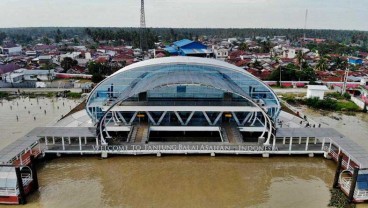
[140,0,147,51]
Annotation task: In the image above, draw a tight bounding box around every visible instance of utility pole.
[140,0,148,52]
[304,9,308,42]
[279,67,282,87]
[342,61,350,95]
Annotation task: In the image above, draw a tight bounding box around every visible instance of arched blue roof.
[86,57,280,121]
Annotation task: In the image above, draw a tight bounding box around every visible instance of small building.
[0,63,20,78]
[0,43,22,55]
[1,69,26,83]
[213,48,228,61]
[2,69,55,83]
[25,51,37,56]
[307,85,329,99]
[23,69,55,81]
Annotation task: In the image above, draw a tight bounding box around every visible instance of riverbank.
[281,92,362,113]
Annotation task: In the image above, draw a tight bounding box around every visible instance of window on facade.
[177,86,186,93]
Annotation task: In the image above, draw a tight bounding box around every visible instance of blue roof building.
[164,39,213,57]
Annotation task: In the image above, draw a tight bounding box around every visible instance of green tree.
[92,74,104,83]
[295,50,305,70]
[315,56,328,71]
[0,32,6,44]
[239,43,248,51]
[61,57,78,72]
[42,36,51,45]
[55,29,62,43]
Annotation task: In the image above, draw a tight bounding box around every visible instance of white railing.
[340,177,368,200]
[324,137,362,170]
[0,188,17,196]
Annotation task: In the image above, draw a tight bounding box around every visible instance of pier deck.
[2,126,368,202]
[0,136,40,165]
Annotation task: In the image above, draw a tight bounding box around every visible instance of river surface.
[0,98,367,208]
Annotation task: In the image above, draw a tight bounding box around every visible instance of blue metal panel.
[180,42,207,50]
[173,39,193,47]
[164,46,178,55]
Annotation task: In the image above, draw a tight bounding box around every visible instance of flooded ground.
[1,98,368,208]
[0,97,80,149]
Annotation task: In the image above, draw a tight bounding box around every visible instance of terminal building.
[86,57,281,146]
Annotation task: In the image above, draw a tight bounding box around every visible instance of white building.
[213,48,229,61]
[1,69,25,83]
[1,69,55,83]
[283,47,310,59]
[23,69,55,81]
[307,85,329,99]
[25,51,37,56]
[360,77,368,86]
[0,45,22,55]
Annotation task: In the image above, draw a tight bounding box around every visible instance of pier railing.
[340,177,368,201]
[323,137,362,171]
[0,188,18,197]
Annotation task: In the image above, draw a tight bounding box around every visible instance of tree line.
[0,27,367,46]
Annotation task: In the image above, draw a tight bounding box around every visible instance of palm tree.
[295,50,305,70]
[315,57,328,71]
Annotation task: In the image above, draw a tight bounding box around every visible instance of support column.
[84,137,87,145]
[333,154,343,188]
[62,137,65,150]
[289,137,293,152]
[68,137,71,145]
[45,137,48,146]
[15,167,26,204]
[79,137,82,151]
[30,155,39,190]
[299,137,301,144]
[52,136,55,144]
[96,137,99,147]
[348,167,360,203]
[272,137,276,150]
[283,137,286,144]
[305,137,309,151]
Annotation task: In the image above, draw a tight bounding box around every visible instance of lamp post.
[342,58,350,95]
[279,67,282,87]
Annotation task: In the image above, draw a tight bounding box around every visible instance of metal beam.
[174,111,185,125]
[184,111,195,126]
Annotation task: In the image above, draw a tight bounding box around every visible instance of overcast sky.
[0,0,367,30]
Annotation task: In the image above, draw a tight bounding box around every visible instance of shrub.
[66,92,82,98]
[0,91,9,98]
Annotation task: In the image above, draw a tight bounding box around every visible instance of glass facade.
[86,57,280,123]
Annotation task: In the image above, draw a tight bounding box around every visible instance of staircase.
[223,123,243,144]
[220,128,229,143]
[127,126,138,143]
[134,123,149,143]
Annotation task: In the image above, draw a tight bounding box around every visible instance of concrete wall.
[351,96,367,111]
[307,90,325,99]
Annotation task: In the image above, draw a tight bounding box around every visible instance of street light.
[279,67,282,87]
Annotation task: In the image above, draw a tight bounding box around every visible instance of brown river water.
[0,98,367,208]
